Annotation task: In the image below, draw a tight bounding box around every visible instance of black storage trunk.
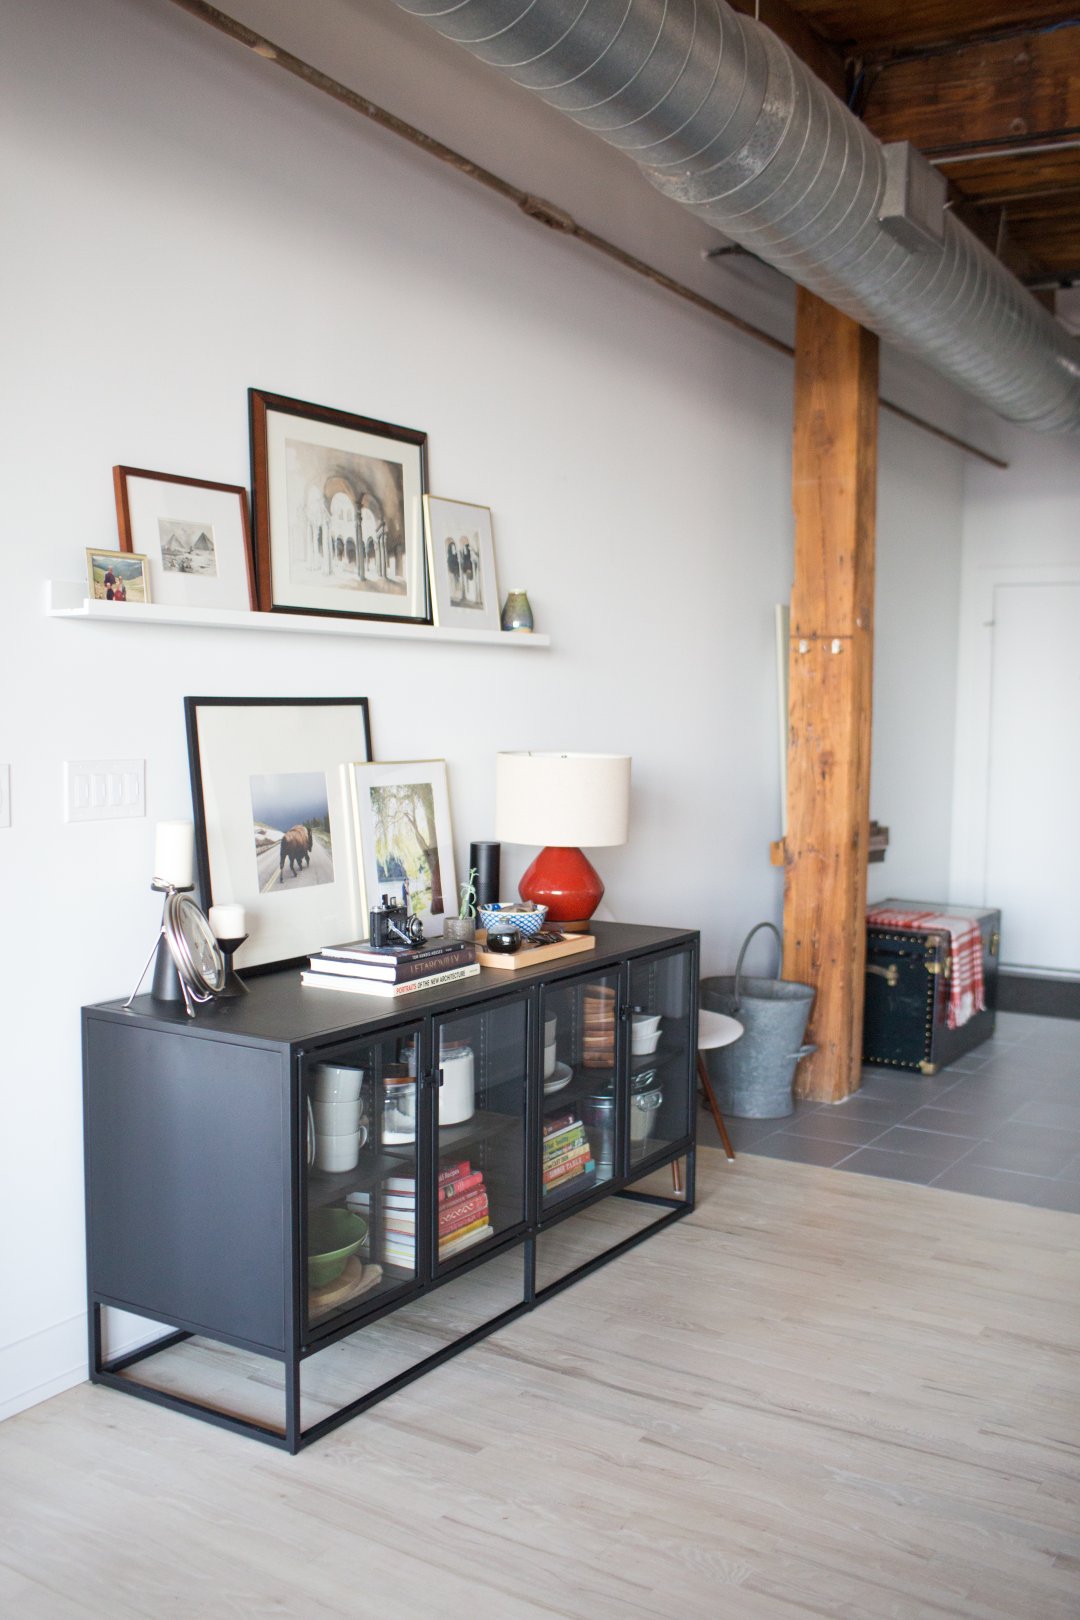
[862,899,1001,1075]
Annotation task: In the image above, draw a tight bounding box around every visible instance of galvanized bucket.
[701,922,816,1118]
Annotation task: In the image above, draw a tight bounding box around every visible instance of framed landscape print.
[185,696,373,970]
[86,548,150,603]
[423,495,501,632]
[114,466,255,610]
[250,389,429,624]
[350,760,456,940]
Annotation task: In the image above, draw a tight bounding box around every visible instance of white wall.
[0,0,969,1419]
[950,422,1080,924]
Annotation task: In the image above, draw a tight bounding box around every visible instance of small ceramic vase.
[443,916,476,944]
[501,590,534,632]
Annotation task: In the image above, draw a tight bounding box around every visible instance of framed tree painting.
[350,760,456,940]
[423,495,501,632]
[113,466,255,610]
[185,696,373,969]
[249,389,429,624]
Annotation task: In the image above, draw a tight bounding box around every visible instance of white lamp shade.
[495,752,631,848]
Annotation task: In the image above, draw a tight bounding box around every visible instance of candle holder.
[125,880,227,1018]
[213,934,249,997]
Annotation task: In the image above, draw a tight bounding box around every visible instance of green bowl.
[307,1207,368,1288]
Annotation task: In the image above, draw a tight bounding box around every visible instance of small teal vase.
[501,590,534,633]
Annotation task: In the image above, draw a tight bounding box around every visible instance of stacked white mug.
[312,1064,367,1171]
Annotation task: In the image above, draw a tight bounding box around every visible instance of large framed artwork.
[249,389,429,624]
[185,697,373,969]
[423,495,501,632]
[350,760,456,940]
[113,465,256,611]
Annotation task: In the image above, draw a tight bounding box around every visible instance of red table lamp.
[494,752,631,932]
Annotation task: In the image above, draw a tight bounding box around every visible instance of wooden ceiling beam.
[860,28,1080,158]
[727,0,847,99]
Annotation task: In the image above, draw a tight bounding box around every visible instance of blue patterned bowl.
[479,902,549,938]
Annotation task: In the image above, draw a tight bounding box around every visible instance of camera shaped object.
[370,896,426,950]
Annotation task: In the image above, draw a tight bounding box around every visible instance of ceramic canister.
[439,1042,475,1125]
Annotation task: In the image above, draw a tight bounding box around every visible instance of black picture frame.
[185,696,373,971]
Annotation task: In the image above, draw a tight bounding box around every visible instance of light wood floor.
[2,1149,1079,1619]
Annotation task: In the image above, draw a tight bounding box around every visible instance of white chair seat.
[698,1008,744,1051]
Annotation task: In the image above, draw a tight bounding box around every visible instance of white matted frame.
[423,495,501,632]
[113,466,255,610]
[250,389,429,624]
[350,760,457,938]
[185,696,372,969]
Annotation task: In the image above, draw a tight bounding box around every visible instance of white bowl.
[631,1014,661,1035]
[313,1098,363,1134]
[543,1060,573,1095]
[312,1063,364,1102]
[631,1030,661,1055]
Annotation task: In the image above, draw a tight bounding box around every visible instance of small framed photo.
[86,548,151,604]
[423,495,501,632]
[350,760,457,940]
[250,389,429,624]
[185,696,373,970]
[113,466,255,611]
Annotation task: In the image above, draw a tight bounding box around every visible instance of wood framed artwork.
[185,696,373,970]
[350,760,457,940]
[113,466,255,610]
[423,495,501,632]
[249,389,429,624]
[86,548,150,603]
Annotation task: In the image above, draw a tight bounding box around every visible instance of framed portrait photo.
[250,389,429,624]
[423,495,501,632]
[350,760,457,940]
[86,548,151,604]
[185,696,373,970]
[113,466,255,611]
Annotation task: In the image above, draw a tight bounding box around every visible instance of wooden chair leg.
[697,1053,736,1162]
[671,1156,683,1194]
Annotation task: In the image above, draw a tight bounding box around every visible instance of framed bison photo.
[184,696,372,970]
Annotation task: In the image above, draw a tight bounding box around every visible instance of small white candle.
[154,820,194,887]
[208,903,246,940]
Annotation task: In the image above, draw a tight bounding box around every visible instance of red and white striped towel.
[866,907,986,1030]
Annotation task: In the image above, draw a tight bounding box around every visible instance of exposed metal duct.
[393,0,1080,434]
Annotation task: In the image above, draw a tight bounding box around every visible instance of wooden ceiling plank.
[727,0,847,97]
[860,28,1080,155]
[785,2,1080,58]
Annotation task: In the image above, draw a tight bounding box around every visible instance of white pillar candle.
[208,903,246,940]
[154,820,194,887]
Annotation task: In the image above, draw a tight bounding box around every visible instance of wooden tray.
[475,931,597,972]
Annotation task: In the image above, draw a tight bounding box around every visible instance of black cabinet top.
[86,921,698,1051]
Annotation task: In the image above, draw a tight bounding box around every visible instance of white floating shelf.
[46,582,550,649]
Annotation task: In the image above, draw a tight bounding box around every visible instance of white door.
[984,582,1080,974]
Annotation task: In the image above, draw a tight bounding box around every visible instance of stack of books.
[301,936,480,998]
[542,1112,596,1198]
[345,1161,493,1267]
[437,1158,492,1261]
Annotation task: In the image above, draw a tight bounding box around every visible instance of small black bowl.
[486,924,523,954]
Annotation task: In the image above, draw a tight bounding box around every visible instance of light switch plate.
[0,764,10,828]
[65,758,145,822]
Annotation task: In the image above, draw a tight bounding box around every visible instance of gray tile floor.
[698,1010,1080,1212]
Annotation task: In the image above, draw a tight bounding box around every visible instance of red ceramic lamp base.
[519,846,604,933]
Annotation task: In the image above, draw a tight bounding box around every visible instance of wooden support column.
[784,288,878,1103]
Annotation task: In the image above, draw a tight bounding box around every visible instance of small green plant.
[458,866,478,919]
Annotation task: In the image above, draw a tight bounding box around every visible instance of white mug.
[544,1041,557,1079]
[313,1097,363,1134]
[314,1124,368,1172]
[312,1063,363,1102]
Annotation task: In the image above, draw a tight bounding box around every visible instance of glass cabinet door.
[627,947,695,1168]
[303,1025,422,1335]
[432,996,528,1270]
[539,967,623,1212]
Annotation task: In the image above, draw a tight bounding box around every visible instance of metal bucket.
[701,923,815,1119]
